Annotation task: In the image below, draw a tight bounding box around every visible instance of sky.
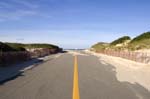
[0,0,150,49]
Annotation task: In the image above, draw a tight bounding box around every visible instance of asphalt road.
[0,51,150,99]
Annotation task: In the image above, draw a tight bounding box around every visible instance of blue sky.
[0,0,150,48]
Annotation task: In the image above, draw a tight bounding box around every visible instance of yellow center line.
[72,55,80,99]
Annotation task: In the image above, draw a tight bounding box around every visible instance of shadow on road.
[59,50,68,53]
[0,58,44,85]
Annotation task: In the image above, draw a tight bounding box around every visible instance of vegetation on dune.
[0,42,60,52]
[0,42,61,66]
[91,42,109,51]
[25,44,59,49]
[92,31,150,51]
[5,43,26,51]
[128,32,150,50]
[110,36,131,46]
[92,36,131,51]
[0,42,26,52]
[0,42,17,52]
[130,32,150,43]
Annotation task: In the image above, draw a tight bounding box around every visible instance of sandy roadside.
[85,50,150,91]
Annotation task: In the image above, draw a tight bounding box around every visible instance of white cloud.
[0,0,43,21]
[0,10,37,20]
[0,2,12,8]
[12,0,39,9]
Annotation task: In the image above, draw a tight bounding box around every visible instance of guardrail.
[96,50,150,64]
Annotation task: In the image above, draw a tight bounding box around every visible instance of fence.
[0,48,59,66]
[96,50,150,64]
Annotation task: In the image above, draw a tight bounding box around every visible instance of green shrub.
[129,32,150,49]
[130,32,150,43]
[110,36,131,46]
[92,42,109,51]
[0,42,16,52]
[1,42,60,52]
